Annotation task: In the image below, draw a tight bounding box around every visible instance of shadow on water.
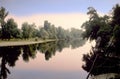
[0,39,86,79]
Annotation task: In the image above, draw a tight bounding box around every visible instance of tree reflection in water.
[0,39,86,79]
[22,44,38,62]
[0,46,21,79]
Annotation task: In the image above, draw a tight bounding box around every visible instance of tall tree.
[0,7,8,39]
[39,27,49,39]
[82,5,120,79]
[111,4,120,26]
[44,20,57,39]
[57,26,66,39]
[4,18,20,39]
[21,22,36,39]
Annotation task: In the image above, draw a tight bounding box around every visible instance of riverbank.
[90,73,120,79]
[0,39,56,47]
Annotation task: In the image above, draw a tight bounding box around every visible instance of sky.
[0,0,120,29]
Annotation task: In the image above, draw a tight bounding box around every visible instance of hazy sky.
[0,0,120,29]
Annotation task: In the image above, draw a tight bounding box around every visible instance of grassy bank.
[0,39,56,47]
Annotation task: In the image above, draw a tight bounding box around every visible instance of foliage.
[70,28,83,39]
[4,18,21,39]
[82,4,120,77]
[82,7,111,41]
[0,7,8,39]
[111,4,120,26]
[21,22,36,39]
[0,7,84,40]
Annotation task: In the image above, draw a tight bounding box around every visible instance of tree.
[111,4,120,26]
[57,26,66,39]
[43,20,58,39]
[39,27,49,39]
[70,28,83,39]
[0,7,9,39]
[4,18,20,39]
[13,28,22,39]
[82,4,120,79]
[21,22,36,39]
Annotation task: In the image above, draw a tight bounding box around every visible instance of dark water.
[0,39,88,79]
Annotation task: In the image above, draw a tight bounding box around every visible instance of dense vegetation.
[82,4,120,78]
[0,7,83,40]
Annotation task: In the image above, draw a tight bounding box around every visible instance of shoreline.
[0,39,55,47]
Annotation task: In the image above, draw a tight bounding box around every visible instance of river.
[0,39,91,79]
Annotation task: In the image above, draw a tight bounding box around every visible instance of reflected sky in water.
[0,39,91,79]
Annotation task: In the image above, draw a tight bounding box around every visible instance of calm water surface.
[0,39,90,79]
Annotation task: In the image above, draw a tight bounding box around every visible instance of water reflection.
[0,46,21,79]
[22,45,37,62]
[0,39,86,79]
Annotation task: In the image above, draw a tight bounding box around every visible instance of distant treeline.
[0,7,83,40]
